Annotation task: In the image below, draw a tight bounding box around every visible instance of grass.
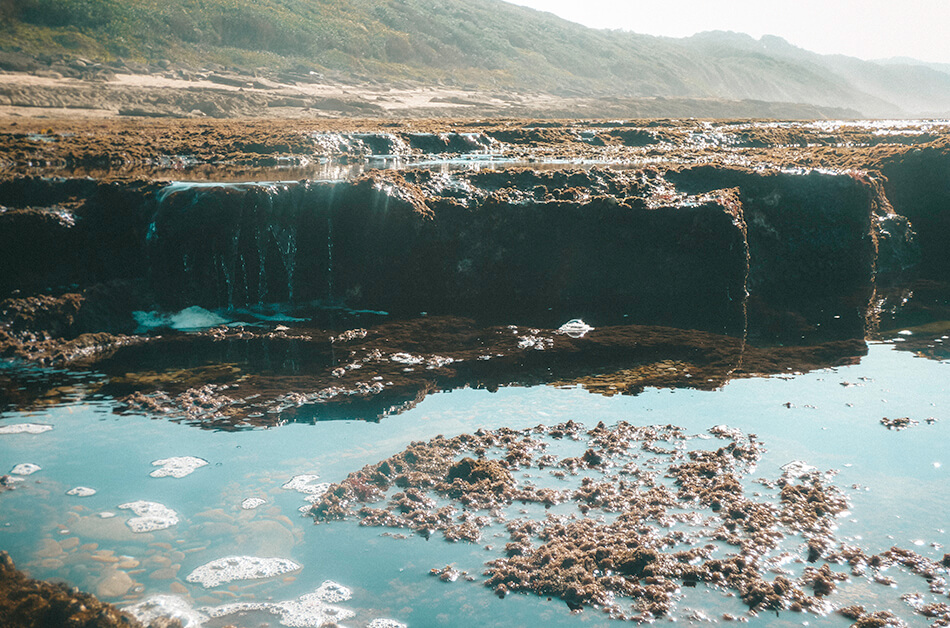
[1,0,949,115]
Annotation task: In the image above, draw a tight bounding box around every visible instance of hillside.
[0,0,948,117]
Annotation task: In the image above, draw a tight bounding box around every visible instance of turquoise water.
[1,342,948,627]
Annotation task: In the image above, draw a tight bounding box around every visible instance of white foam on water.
[781,460,819,479]
[123,594,209,628]
[11,463,41,475]
[150,456,209,478]
[390,352,424,365]
[0,423,53,435]
[369,620,408,628]
[517,335,552,350]
[312,580,352,604]
[98,511,116,519]
[277,595,355,627]
[66,486,96,497]
[117,500,179,533]
[425,355,455,369]
[133,306,229,332]
[282,475,330,496]
[203,601,269,618]
[186,555,302,588]
[557,318,594,338]
[241,497,266,510]
[202,583,355,628]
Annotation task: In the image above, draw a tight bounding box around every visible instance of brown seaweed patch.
[902,594,950,628]
[838,606,908,627]
[880,417,920,431]
[0,551,170,628]
[310,422,868,620]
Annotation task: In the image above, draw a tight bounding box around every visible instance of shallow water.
[1,341,947,626]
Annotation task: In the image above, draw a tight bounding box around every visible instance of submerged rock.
[0,551,162,627]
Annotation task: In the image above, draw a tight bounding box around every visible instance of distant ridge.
[0,0,948,117]
[875,57,950,77]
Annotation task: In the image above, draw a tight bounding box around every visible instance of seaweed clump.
[310,421,870,620]
[0,551,178,628]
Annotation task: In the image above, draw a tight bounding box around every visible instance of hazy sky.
[503,0,950,64]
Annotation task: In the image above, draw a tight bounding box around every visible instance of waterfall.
[326,213,334,303]
[269,223,298,304]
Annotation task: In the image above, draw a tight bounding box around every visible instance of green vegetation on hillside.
[1,0,949,115]
[1,0,618,83]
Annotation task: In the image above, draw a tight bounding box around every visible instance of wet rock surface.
[0,550,176,628]
[0,118,947,430]
[1,117,948,628]
[0,119,940,333]
[31,316,860,428]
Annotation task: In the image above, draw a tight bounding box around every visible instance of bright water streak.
[0,343,947,627]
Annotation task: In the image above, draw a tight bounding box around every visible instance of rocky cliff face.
[142,170,749,334]
[0,163,920,338]
[2,123,948,425]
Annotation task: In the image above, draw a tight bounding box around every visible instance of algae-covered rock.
[0,550,168,627]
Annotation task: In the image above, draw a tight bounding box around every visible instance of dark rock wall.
[667,166,915,340]
[143,174,749,332]
[0,178,157,297]
[0,165,929,343]
[879,141,950,278]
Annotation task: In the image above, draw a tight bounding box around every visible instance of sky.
[503,0,950,64]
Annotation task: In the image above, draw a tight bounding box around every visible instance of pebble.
[146,555,172,567]
[39,558,65,570]
[95,569,134,598]
[150,564,181,580]
[35,538,63,558]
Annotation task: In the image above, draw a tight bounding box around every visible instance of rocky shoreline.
[2,118,949,425]
[1,117,950,625]
[0,551,181,628]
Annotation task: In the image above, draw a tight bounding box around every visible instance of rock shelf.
[5,118,947,426]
